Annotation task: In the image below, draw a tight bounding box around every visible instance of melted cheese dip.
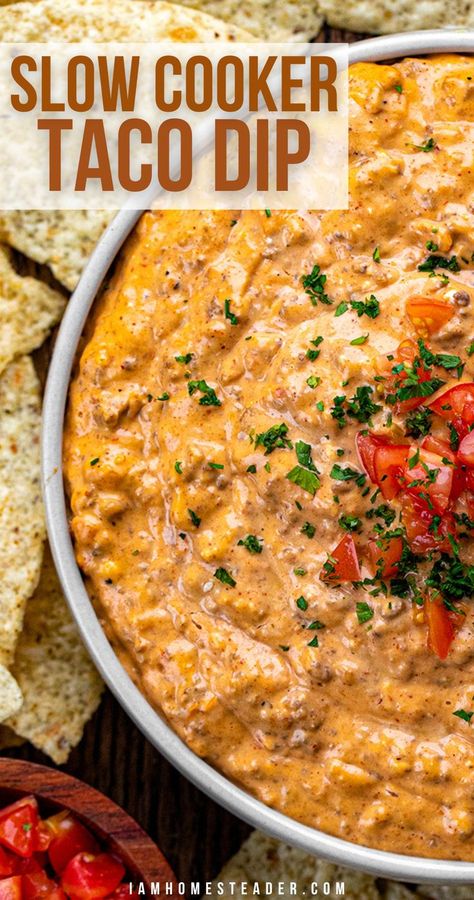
[65,56,474,859]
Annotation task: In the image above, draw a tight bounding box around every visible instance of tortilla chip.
[0,665,22,722]
[175,0,323,40]
[209,831,381,899]
[319,0,474,35]
[384,886,417,899]
[0,356,44,667]
[416,888,474,900]
[0,212,114,293]
[0,244,65,369]
[0,0,251,290]
[7,546,103,764]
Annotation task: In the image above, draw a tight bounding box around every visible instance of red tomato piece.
[46,815,99,876]
[404,448,453,513]
[420,435,456,463]
[401,495,455,555]
[406,295,454,335]
[458,430,474,468]
[23,871,66,899]
[320,534,361,583]
[356,431,386,483]
[386,339,434,414]
[427,383,474,420]
[61,853,125,899]
[0,846,15,878]
[425,596,458,660]
[368,535,403,578]
[0,797,39,858]
[373,443,410,500]
[0,877,22,900]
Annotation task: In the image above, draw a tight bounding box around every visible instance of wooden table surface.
[5,24,366,889]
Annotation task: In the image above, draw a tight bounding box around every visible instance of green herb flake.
[301,265,332,306]
[214,567,236,587]
[350,295,380,319]
[246,464,257,473]
[157,393,170,401]
[208,462,224,470]
[90,457,100,466]
[335,301,348,317]
[307,635,319,647]
[174,460,183,474]
[306,375,321,389]
[286,466,320,496]
[188,509,201,528]
[394,84,403,93]
[255,422,292,455]
[418,254,460,273]
[296,595,308,611]
[301,521,316,538]
[350,334,369,346]
[264,208,272,218]
[413,137,437,152]
[224,298,239,325]
[339,514,362,532]
[238,534,263,554]
[356,601,374,624]
[188,380,221,406]
[373,246,381,263]
[175,353,193,364]
[454,709,473,723]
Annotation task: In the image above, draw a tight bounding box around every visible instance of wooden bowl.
[0,757,178,895]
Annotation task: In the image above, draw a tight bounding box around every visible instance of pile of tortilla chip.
[209,831,473,899]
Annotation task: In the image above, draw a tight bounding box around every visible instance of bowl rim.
[0,757,177,890]
[43,29,474,886]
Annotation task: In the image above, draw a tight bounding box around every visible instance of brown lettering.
[157,119,192,191]
[10,56,37,112]
[37,118,73,191]
[75,119,113,191]
[276,120,310,190]
[215,120,249,191]
[118,119,152,191]
[155,56,181,112]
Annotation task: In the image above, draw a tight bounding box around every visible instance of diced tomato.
[420,435,456,462]
[373,443,410,500]
[0,798,39,858]
[404,448,453,513]
[368,535,403,578]
[22,870,66,899]
[356,431,387,482]
[0,876,22,900]
[33,826,51,856]
[46,815,99,876]
[425,596,460,660]
[401,494,455,555]
[406,295,454,335]
[458,430,474,468]
[0,846,15,878]
[13,857,43,877]
[386,339,434,414]
[61,853,125,899]
[427,383,474,420]
[320,533,361,583]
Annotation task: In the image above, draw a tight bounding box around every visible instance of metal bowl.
[43,30,474,886]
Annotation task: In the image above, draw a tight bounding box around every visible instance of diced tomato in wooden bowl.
[0,761,177,899]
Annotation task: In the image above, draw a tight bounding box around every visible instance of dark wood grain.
[5,25,365,893]
[0,756,178,893]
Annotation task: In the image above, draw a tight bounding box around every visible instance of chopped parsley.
[157,393,170,401]
[301,265,332,306]
[350,295,380,319]
[174,460,183,474]
[224,298,239,325]
[339,514,362,532]
[246,464,257,473]
[238,534,263,554]
[405,406,433,438]
[301,521,316,538]
[188,509,201,528]
[335,301,348,317]
[453,709,473,724]
[264,208,272,217]
[188,380,221,406]
[214,567,236,587]
[90,457,100,466]
[350,334,369,346]
[467,341,474,357]
[394,84,403,93]
[307,635,319,647]
[330,463,366,486]
[356,601,374,624]
[413,137,436,152]
[255,423,292,455]
[209,462,224,470]
[295,440,318,472]
[175,353,193,364]
[426,240,439,252]
[296,595,308,611]
[372,246,381,263]
[418,254,460,273]
[306,375,321,389]
[286,466,320,496]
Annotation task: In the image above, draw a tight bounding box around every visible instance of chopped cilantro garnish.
[214,567,236,587]
[306,375,321,389]
[356,601,374,624]
[418,254,460,273]
[296,595,308,611]
[255,423,292,454]
[188,380,221,406]
[394,84,403,93]
[174,460,183,474]
[301,265,332,306]
[295,440,318,472]
[209,462,224,470]
[339,514,362,532]
[454,709,473,724]
[294,567,306,576]
[157,393,170,401]
[330,463,366,486]
[301,521,316,538]
[175,353,193,364]
[426,552,474,604]
[413,137,436,152]
[238,534,263,554]
[90,457,100,466]
[188,509,201,528]
[350,334,369,346]
[335,301,348,317]
[246,464,257,473]
[316,401,325,412]
[346,386,381,423]
[405,406,432,438]
[224,298,239,325]
[264,208,272,218]
[426,240,438,252]
[307,635,319,647]
[308,620,325,630]
[467,341,474,357]
[286,466,320,495]
[350,295,380,319]
[373,246,381,263]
